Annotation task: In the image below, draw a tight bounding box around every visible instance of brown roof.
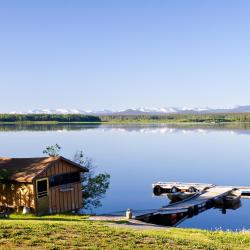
[0,156,88,183]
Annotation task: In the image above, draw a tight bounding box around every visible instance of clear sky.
[1,0,250,112]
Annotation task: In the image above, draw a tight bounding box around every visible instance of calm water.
[1,123,250,230]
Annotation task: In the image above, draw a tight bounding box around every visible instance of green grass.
[0,214,250,250]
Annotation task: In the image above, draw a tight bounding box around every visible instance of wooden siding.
[0,183,35,210]
[35,159,83,213]
[36,159,80,179]
[49,183,82,213]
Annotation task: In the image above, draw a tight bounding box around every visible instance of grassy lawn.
[0,215,249,249]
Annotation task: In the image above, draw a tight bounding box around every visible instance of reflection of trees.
[0,123,101,132]
[1,123,250,135]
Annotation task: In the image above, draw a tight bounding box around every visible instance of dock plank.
[156,187,233,215]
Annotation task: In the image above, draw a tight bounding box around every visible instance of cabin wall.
[0,183,35,210]
[49,182,82,213]
[35,160,83,213]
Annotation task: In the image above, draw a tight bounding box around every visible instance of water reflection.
[0,123,101,132]
[136,200,242,227]
[2,123,250,136]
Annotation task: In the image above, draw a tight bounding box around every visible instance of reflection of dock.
[136,182,249,226]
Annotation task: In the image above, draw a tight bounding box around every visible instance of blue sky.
[0,1,250,112]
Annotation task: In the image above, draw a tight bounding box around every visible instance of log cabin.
[0,156,88,215]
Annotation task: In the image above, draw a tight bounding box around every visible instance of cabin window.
[49,172,81,187]
[37,179,48,198]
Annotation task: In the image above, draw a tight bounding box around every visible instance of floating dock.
[156,186,233,214]
[136,182,250,226]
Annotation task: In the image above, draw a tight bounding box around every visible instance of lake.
[1,123,250,230]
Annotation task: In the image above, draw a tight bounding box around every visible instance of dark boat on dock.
[214,189,241,207]
[153,182,213,202]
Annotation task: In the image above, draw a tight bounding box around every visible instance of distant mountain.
[7,106,250,115]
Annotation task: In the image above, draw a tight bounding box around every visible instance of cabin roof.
[0,156,89,183]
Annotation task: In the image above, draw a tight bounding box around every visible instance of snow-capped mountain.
[6,105,250,115]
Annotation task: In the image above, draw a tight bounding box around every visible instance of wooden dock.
[136,182,250,226]
[156,186,233,215]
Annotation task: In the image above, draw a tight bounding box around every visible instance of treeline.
[100,113,250,123]
[2,113,250,123]
[0,114,101,123]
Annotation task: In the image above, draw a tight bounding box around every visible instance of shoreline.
[1,121,250,125]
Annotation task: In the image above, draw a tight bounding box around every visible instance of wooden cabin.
[0,156,88,215]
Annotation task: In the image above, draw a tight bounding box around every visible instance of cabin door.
[36,178,49,215]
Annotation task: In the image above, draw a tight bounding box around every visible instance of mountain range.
[7,106,250,115]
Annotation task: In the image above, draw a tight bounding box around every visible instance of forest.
[0,114,101,123]
[100,113,250,123]
[1,113,250,123]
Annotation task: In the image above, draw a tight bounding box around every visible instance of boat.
[152,182,213,197]
[213,189,241,206]
[167,190,197,202]
[153,184,201,202]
